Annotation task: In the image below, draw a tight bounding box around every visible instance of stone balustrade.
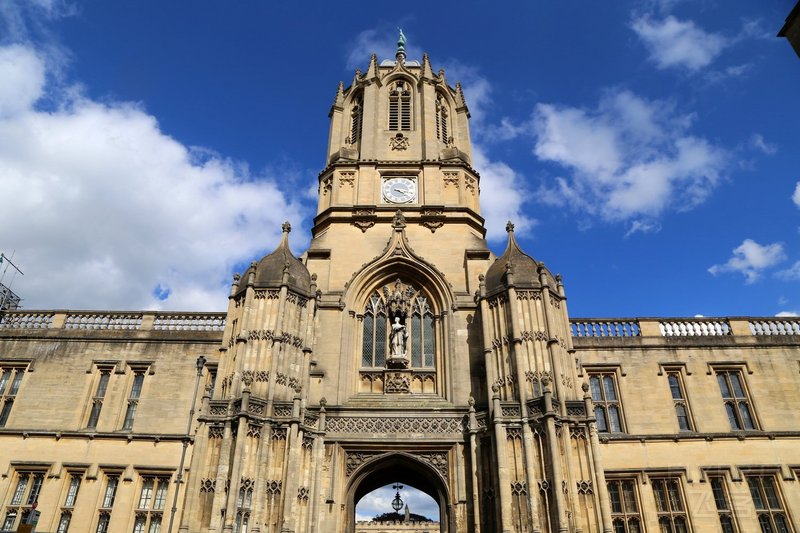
[0,310,226,332]
[569,317,800,338]
[570,319,641,337]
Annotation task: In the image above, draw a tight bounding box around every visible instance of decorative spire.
[421,52,434,79]
[366,53,379,79]
[396,28,406,64]
[332,81,344,108]
[278,221,292,251]
[506,221,515,233]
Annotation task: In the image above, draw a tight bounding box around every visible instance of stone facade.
[1,43,799,533]
[355,521,439,533]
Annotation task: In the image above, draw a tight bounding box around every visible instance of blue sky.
[0,0,799,318]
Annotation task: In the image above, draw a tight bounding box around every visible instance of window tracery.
[360,279,435,370]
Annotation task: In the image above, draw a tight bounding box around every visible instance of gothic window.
[747,475,793,533]
[4,470,45,531]
[667,372,693,431]
[101,475,119,509]
[87,368,111,429]
[709,475,737,533]
[123,371,145,430]
[435,93,450,144]
[235,479,254,533]
[349,92,363,145]
[362,295,388,368]
[388,80,412,131]
[0,364,27,427]
[360,281,436,370]
[716,370,756,430]
[607,479,642,533]
[588,372,624,433]
[651,478,690,532]
[57,473,82,533]
[134,476,167,533]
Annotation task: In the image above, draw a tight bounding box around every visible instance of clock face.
[382,177,417,204]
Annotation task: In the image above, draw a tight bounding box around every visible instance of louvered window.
[388,80,412,131]
[349,93,363,145]
[435,93,449,144]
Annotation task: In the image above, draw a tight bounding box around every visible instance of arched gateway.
[347,453,450,533]
[178,34,615,533]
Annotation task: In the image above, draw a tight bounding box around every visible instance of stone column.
[584,385,612,533]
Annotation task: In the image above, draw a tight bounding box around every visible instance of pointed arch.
[342,227,455,314]
[387,77,413,131]
[346,452,452,533]
[343,225,455,397]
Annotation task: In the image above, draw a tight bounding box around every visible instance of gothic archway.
[346,453,453,533]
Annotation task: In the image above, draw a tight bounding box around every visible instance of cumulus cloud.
[777,261,800,281]
[708,239,786,283]
[439,63,535,240]
[793,182,800,208]
[631,16,728,71]
[472,146,536,241]
[0,44,307,311]
[776,311,799,317]
[533,89,727,223]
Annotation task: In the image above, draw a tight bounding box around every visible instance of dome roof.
[484,222,556,296]
[235,222,313,297]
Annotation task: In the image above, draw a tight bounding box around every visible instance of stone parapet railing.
[0,310,226,332]
[570,317,800,338]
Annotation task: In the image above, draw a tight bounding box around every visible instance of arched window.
[409,297,434,368]
[360,280,435,369]
[388,80,412,131]
[349,92,363,145]
[435,93,449,144]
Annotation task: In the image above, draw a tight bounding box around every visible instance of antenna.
[0,252,23,311]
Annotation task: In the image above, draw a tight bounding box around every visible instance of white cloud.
[776,311,799,317]
[749,133,777,155]
[624,220,662,238]
[437,61,535,241]
[631,16,728,71]
[0,44,307,311]
[0,45,45,117]
[472,146,536,241]
[533,89,727,222]
[793,182,800,208]
[777,261,800,281]
[708,239,786,283]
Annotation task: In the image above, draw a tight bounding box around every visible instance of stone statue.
[389,316,407,357]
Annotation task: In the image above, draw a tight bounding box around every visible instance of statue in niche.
[390,317,407,357]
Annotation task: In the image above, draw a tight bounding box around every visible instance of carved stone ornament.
[390,132,410,151]
[385,371,411,393]
[338,171,355,188]
[353,207,376,233]
[442,171,459,188]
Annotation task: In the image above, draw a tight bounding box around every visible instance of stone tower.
[179,35,613,533]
